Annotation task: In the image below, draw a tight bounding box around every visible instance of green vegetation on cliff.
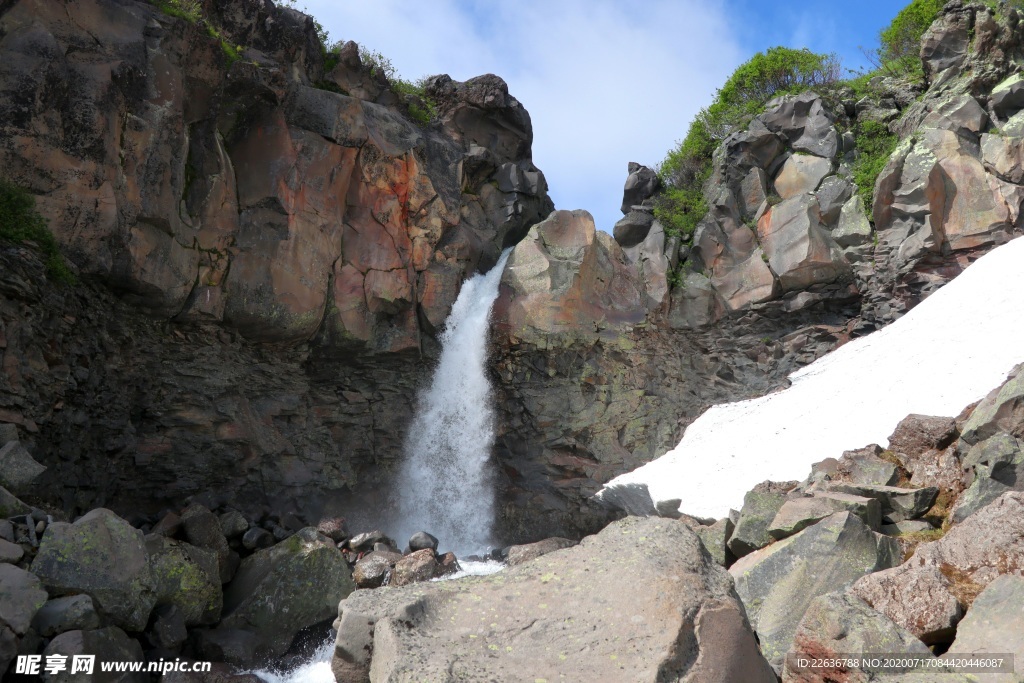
[0,179,74,283]
[850,120,898,213]
[655,47,840,238]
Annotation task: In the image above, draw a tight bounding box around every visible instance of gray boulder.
[620,162,660,214]
[180,504,232,583]
[612,209,655,248]
[960,365,1024,445]
[407,531,438,552]
[944,575,1024,672]
[43,627,145,683]
[390,549,444,587]
[991,73,1024,119]
[146,535,222,627]
[852,492,1024,643]
[759,92,838,159]
[951,433,1023,523]
[505,537,576,567]
[727,487,789,558]
[352,550,403,589]
[782,592,937,682]
[826,483,938,522]
[0,563,47,635]
[221,527,354,656]
[758,195,851,292]
[0,538,23,564]
[218,510,249,539]
[815,175,854,225]
[695,517,735,567]
[0,486,29,518]
[729,512,900,667]
[769,492,881,539]
[332,516,775,682]
[773,153,832,199]
[31,595,101,637]
[31,509,156,632]
[0,441,46,494]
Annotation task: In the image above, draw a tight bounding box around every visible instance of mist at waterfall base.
[388,250,512,556]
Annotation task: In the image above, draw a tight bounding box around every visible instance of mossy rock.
[146,535,223,627]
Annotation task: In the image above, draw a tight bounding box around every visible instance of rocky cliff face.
[0,0,552,527]
[3,0,1024,545]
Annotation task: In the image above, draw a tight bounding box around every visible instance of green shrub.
[0,179,74,283]
[867,0,943,76]
[850,120,898,214]
[156,0,201,23]
[655,47,839,238]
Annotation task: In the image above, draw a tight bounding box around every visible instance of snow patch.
[599,236,1024,519]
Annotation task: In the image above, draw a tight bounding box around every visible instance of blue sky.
[297,1,906,233]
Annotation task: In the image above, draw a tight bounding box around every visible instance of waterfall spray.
[393,249,512,554]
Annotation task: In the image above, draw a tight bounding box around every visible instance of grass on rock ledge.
[0,179,74,284]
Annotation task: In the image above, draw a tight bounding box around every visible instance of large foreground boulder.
[729,512,900,668]
[332,516,775,682]
[30,509,156,632]
[220,527,355,657]
[851,492,1024,644]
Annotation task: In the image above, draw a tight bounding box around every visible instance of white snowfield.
[598,235,1024,520]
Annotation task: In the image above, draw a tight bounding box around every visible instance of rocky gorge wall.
[4,0,1024,546]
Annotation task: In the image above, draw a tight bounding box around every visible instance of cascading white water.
[392,249,512,555]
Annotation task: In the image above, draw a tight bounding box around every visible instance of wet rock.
[332,516,775,682]
[347,530,389,553]
[221,528,354,656]
[0,563,47,635]
[505,537,577,567]
[43,627,146,683]
[352,550,402,589]
[730,512,900,667]
[31,509,156,632]
[390,548,443,587]
[31,595,101,638]
[146,536,222,627]
[0,441,46,494]
[197,628,271,668]
[852,492,1024,643]
[407,531,439,553]
[315,517,348,543]
[727,488,789,558]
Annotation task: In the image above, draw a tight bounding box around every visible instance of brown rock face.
[0,0,552,351]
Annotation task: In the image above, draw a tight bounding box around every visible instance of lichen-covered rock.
[943,574,1024,671]
[730,512,900,667]
[221,527,354,656]
[0,487,29,518]
[31,509,156,632]
[332,516,775,682]
[146,535,222,627]
[783,592,937,683]
[728,488,790,558]
[0,563,47,635]
[852,492,1024,643]
[826,483,938,523]
[696,517,735,567]
[960,365,1024,445]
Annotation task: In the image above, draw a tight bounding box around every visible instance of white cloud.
[300,0,744,233]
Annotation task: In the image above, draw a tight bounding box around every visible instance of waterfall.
[393,249,512,555]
